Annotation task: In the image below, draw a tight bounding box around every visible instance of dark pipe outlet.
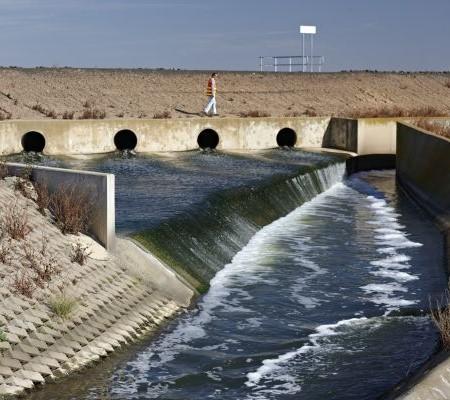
[277,128,297,147]
[197,129,219,150]
[114,129,137,151]
[21,131,46,152]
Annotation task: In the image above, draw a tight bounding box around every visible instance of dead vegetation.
[0,110,12,121]
[31,103,57,119]
[79,108,106,119]
[62,111,74,120]
[346,105,447,118]
[239,110,271,118]
[49,295,77,319]
[153,111,171,119]
[431,291,450,349]
[445,81,450,89]
[33,180,50,215]
[1,203,32,240]
[70,242,91,265]
[49,185,95,234]
[414,119,450,140]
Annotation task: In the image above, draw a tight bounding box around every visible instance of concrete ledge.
[0,117,331,155]
[5,163,115,250]
[346,154,396,175]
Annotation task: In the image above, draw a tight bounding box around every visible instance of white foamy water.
[111,164,346,397]
[362,195,422,310]
[244,317,369,397]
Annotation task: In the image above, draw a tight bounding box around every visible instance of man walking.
[203,73,218,116]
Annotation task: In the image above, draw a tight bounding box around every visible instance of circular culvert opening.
[21,131,46,152]
[197,129,219,150]
[276,128,297,147]
[114,129,137,151]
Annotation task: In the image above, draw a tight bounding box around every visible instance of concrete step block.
[23,362,52,377]
[0,365,14,378]
[6,375,34,389]
[39,326,62,339]
[0,342,12,353]
[46,351,68,363]
[47,344,75,358]
[17,343,41,357]
[57,339,82,352]
[23,338,48,352]
[0,357,22,371]
[30,332,55,345]
[5,325,28,339]
[34,356,60,370]
[0,383,24,396]
[5,350,32,363]
[17,369,45,384]
[4,332,20,345]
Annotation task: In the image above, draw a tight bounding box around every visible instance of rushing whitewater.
[100,170,444,400]
[19,151,446,400]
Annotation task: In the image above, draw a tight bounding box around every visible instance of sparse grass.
[0,328,7,342]
[153,111,171,119]
[347,105,447,118]
[62,111,74,120]
[431,291,450,349]
[239,110,270,118]
[49,185,95,234]
[79,108,106,119]
[414,119,450,139]
[70,242,91,265]
[1,203,32,240]
[49,295,77,319]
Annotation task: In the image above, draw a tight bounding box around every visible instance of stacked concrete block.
[0,180,189,397]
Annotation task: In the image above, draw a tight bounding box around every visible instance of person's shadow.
[175,108,202,116]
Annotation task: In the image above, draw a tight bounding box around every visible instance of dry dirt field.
[0,68,450,120]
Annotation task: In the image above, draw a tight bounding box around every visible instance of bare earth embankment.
[0,69,450,120]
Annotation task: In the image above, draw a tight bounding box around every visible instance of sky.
[1,0,450,72]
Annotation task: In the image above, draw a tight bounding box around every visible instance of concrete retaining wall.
[5,163,115,250]
[394,123,450,400]
[322,117,358,152]
[0,117,330,155]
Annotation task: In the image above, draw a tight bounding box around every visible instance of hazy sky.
[1,0,449,71]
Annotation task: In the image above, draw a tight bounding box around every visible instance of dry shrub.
[49,185,95,234]
[304,109,318,117]
[0,161,8,180]
[0,110,12,121]
[431,291,450,349]
[1,204,32,240]
[22,240,60,288]
[62,111,74,120]
[70,242,91,265]
[415,119,450,140]
[79,108,106,120]
[14,165,34,199]
[347,105,447,118]
[12,272,35,298]
[445,81,450,89]
[239,110,270,118]
[33,181,50,215]
[153,111,171,119]
[0,238,13,265]
[83,100,94,108]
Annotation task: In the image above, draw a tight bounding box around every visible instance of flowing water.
[14,149,446,400]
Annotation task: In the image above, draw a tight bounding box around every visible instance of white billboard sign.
[300,25,317,34]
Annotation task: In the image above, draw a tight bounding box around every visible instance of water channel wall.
[386,123,450,400]
[1,116,448,155]
[4,163,115,250]
[0,117,330,154]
